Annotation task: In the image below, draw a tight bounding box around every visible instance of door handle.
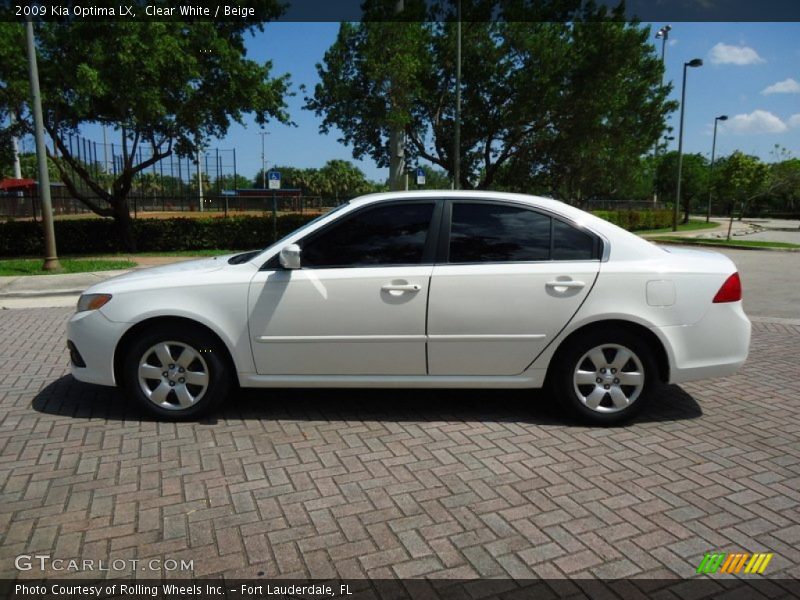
[546,280,586,289]
[381,283,421,292]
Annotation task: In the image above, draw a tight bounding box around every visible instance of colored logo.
[696,552,773,575]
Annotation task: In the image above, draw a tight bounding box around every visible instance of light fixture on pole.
[655,25,671,62]
[706,114,727,222]
[673,58,703,232]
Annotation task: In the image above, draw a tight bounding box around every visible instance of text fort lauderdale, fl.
[16,584,354,597]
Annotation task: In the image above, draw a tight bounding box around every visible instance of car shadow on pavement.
[32,375,702,427]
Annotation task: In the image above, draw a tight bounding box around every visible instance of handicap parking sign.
[268,170,281,190]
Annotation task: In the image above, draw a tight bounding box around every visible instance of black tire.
[551,329,658,425]
[121,324,232,420]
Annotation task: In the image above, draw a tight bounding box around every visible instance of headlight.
[76,293,113,312]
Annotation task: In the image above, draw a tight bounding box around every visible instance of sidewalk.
[0,255,198,309]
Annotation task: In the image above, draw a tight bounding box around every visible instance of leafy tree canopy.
[307,0,675,200]
[0,15,290,249]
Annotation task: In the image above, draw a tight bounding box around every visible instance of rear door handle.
[546,280,586,289]
[381,283,421,292]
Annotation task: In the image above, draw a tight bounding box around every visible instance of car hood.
[83,255,235,294]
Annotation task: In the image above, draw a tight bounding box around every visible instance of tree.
[215,174,252,193]
[316,160,374,201]
[655,151,708,224]
[255,161,379,200]
[768,158,800,214]
[307,3,674,199]
[714,151,768,239]
[0,17,291,250]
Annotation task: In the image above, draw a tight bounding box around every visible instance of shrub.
[0,214,319,257]
[592,209,673,232]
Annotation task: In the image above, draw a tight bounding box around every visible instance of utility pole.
[388,0,405,191]
[707,115,728,222]
[453,0,462,190]
[674,58,703,231]
[653,25,671,206]
[196,146,204,212]
[9,114,21,180]
[25,18,60,271]
[260,131,267,189]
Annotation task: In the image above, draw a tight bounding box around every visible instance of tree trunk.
[112,199,137,252]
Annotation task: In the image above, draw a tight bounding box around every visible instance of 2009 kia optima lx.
[67,191,751,424]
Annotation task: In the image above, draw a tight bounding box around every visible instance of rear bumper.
[657,301,751,384]
[67,309,128,386]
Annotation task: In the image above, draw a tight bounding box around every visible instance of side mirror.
[279,244,301,269]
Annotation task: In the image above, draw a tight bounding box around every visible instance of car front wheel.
[553,330,658,425]
[121,325,232,420]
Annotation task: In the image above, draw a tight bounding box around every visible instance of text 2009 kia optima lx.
[67,191,750,424]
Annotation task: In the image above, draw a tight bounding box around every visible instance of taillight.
[713,272,742,303]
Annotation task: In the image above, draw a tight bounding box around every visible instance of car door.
[427,200,601,376]
[248,200,440,375]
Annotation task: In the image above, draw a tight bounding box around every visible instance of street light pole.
[453,0,461,190]
[674,58,703,232]
[706,114,727,223]
[25,18,60,271]
[196,146,204,212]
[260,131,267,189]
[652,25,671,205]
[388,0,405,191]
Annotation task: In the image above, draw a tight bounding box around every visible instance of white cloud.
[789,114,800,128]
[723,110,787,134]
[761,78,800,95]
[708,42,765,66]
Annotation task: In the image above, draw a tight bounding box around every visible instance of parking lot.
[1,248,799,583]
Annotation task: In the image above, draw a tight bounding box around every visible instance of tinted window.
[449,203,551,263]
[301,203,435,267]
[553,219,596,260]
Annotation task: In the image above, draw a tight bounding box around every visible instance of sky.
[228,21,800,183]
[25,21,800,185]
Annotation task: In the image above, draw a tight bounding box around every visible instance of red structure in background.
[0,178,37,193]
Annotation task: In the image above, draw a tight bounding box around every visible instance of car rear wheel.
[121,325,231,420]
[553,330,658,425]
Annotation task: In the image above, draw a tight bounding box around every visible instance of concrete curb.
[0,269,132,299]
[652,240,800,252]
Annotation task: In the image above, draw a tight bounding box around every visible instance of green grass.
[133,249,238,257]
[654,237,800,249]
[638,220,721,235]
[0,258,136,277]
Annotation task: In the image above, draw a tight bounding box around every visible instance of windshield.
[259,203,349,254]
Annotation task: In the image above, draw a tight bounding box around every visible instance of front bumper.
[657,301,751,384]
[67,309,129,386]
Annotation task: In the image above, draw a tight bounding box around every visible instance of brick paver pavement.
[1,308,798,581]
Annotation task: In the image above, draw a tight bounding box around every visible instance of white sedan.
[67,191,750,424]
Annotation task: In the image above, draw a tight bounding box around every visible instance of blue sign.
[268,170,281,190]
[415,167,426,186]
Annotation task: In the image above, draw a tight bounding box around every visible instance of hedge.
[0,214,318,258]
[592,209,673,232]
[1,209,676,258]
